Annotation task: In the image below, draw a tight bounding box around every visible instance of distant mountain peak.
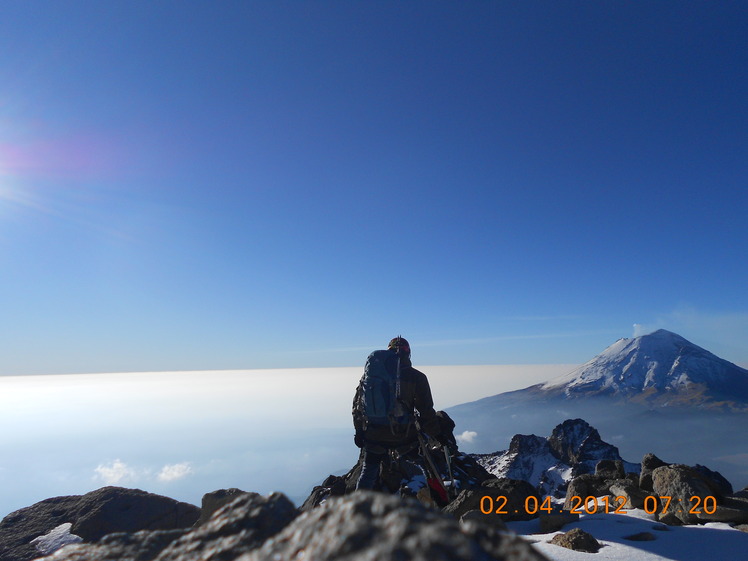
[540,330,748,408]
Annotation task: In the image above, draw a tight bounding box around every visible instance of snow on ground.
[507,507,748,561]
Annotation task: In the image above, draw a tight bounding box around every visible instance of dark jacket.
[352,356,440,447]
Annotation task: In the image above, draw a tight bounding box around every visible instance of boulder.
[156,492,298,561]
[595,459,625,480]
[0,487,198,561]
[194,489,248,527]
[609,479,650,510]
[242,491,550,561]
[692,464,733,496]
[651,465,721,525]
[563,474,610,511]
[443,478,541,522]
[548,528,601,553]
[71,487,199,542]
[639,453,668,492]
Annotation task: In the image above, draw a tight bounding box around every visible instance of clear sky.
[1,1,747,375]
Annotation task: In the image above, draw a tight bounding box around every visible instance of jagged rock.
[595,459,625,480]
[538,506,579,533]
[609,479,650,509]
[736,487,748,499]
[443,478,541,522]
[194,489,248,527]
[242,491,550,561]
[475,419,639,498]
[0,487,198,561]
[652,464,722,525]
[548,419,622,471]
[155,492,297,561]
[548,528,600,553]
[640,453,669,492]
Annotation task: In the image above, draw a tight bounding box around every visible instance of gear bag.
[356,349,413,435]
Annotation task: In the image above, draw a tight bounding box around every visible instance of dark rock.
[0,495,81,561]
[548,419,623,470]
[0,488,198,561]
[194,489,247,527]
[156,492,298,561]
[595,459,625,480]
[640,453,668,492]
[609,479,650,509]
[736,487,748,500]
[458,509,508,530]
[243,491,550,561]
[71,487,199,542]
[623,532,656,541]
[443,478,541,522]
[549,528,601,553]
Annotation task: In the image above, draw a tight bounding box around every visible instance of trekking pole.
[443,445,455,500]
[414,418,449,502]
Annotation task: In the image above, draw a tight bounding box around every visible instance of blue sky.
[1,1,747,375]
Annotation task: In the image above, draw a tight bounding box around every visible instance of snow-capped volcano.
[539,329,748,407]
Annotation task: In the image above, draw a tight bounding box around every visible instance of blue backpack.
[357,349,413,434]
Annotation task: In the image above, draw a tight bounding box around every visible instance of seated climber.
[352,336,443,492]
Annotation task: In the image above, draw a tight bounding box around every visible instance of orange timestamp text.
[480,495,718,516]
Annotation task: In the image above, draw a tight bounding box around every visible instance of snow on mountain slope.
[540,330,748,406]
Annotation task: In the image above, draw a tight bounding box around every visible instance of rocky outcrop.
[244,491,549,561]
[0,487,199,561]
[562,454,748,527]
[475,419,640,497]
[33,491,548,561]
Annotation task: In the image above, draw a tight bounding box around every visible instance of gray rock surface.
[243,491,550,561]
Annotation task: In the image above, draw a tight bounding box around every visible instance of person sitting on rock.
[352,336,441,491]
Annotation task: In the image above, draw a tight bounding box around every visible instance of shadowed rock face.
[0,487,199,561]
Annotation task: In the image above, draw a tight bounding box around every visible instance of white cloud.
[94,459,137,485]
[157,462,192,482]
[456,430,478,444]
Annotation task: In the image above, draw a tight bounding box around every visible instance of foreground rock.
[0,487,198,561]
[37,491,546,561]
[244,491,549,561]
